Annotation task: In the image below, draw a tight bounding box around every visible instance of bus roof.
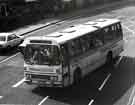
[84,18,120,28]
[26,24,97,44]
[23,18,121,45]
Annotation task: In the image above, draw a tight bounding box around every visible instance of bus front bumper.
[25,79,63,87]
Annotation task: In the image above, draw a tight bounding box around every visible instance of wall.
[73,0,125,8]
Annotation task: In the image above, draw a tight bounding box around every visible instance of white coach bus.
[20,18,124,87]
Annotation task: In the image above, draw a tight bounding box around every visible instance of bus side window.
[117,23,122,37]
[104,27,114,42]
[113,25,118,38]
[91,32,104,48]
[60,44,69,66]
[68,41,75,57]
[68,39,82,57]
[74,38,82,55]
[80,35,90,52]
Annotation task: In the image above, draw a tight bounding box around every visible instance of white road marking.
[98,73,111,91]
[0,52,20,64]
[88,99,94,105]
[0,96,3,99]
[114,56,123,67]
[38,96,49,105]
[12,78,25,88]
[123,25,135,35]
[124,38,128,43]
[131,96,135,105]
[127,85,135,105]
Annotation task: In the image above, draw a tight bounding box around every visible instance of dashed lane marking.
[38,96,49,105]
[98,73,111,91]
[0,52,20,64]
[0,96,3,99]
[114,56,123,67]
[123,25,135,35]
[131,96,135,105]
[12,78,25,88]
[127,85,135,105]
[88,99,94,105]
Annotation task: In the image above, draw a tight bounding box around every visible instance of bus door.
[60,44,70,87]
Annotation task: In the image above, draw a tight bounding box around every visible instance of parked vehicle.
[0,33,23,50]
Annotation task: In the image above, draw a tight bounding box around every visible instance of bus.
[20,18,124,87]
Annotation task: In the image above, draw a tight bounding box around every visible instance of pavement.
[12,0,135,36]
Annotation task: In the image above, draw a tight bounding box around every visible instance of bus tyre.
[7,46,11,51]
[73,69,82,86]
[106,52,113,66]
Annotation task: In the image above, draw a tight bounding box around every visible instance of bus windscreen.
[24,44,60,65]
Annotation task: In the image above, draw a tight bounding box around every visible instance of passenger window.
[60,44,69,66]
[68,41,75,57]
[68,39,82,57]
[7,34,17,41]
[103,27,114,42]
[80,35,90,52]
[74,38,82,54]
[117,23,122,36]
[92,31,104,48]
[91,36,103,48]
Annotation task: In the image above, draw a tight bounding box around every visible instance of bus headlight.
[50,76,58,81]
[25,74,31,79]
[53,76,58,81]
[56,69,61,74]
[24,67,29,71]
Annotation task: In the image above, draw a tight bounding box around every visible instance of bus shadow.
[93,56,135,105]
[31,56,135,105]
[31,65,109,105]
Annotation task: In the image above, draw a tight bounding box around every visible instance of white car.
[0,33,23,50]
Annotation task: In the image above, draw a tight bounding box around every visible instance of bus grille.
[31,74,50,80]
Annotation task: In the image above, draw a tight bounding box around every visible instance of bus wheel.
[106,52,113,66]
[73,69,82,86]
[7,46,11,51]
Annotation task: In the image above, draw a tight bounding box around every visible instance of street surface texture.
[1,2,135,105]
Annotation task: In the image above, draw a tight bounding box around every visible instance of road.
[0,2,135,105]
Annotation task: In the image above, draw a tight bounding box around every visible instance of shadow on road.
[31,56,135,105]
[94,56,135,105]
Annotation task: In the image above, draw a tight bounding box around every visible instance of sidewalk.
[13,0,134,36]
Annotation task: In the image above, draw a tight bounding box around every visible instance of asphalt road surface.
[1,2,135,105]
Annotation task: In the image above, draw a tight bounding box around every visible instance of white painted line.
[123,25,135,35]
[0,52,20,64]
[124,38,128,43]
[38,96,49,105]
[114,56,123,67]
[0,96,3,99]
[127,85,135,105]
[12,78,25,88]
[98,73,111,91]
[88,99,94,105]
[131,96,135,105]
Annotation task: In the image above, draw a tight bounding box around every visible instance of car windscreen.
[0,36,6,41]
